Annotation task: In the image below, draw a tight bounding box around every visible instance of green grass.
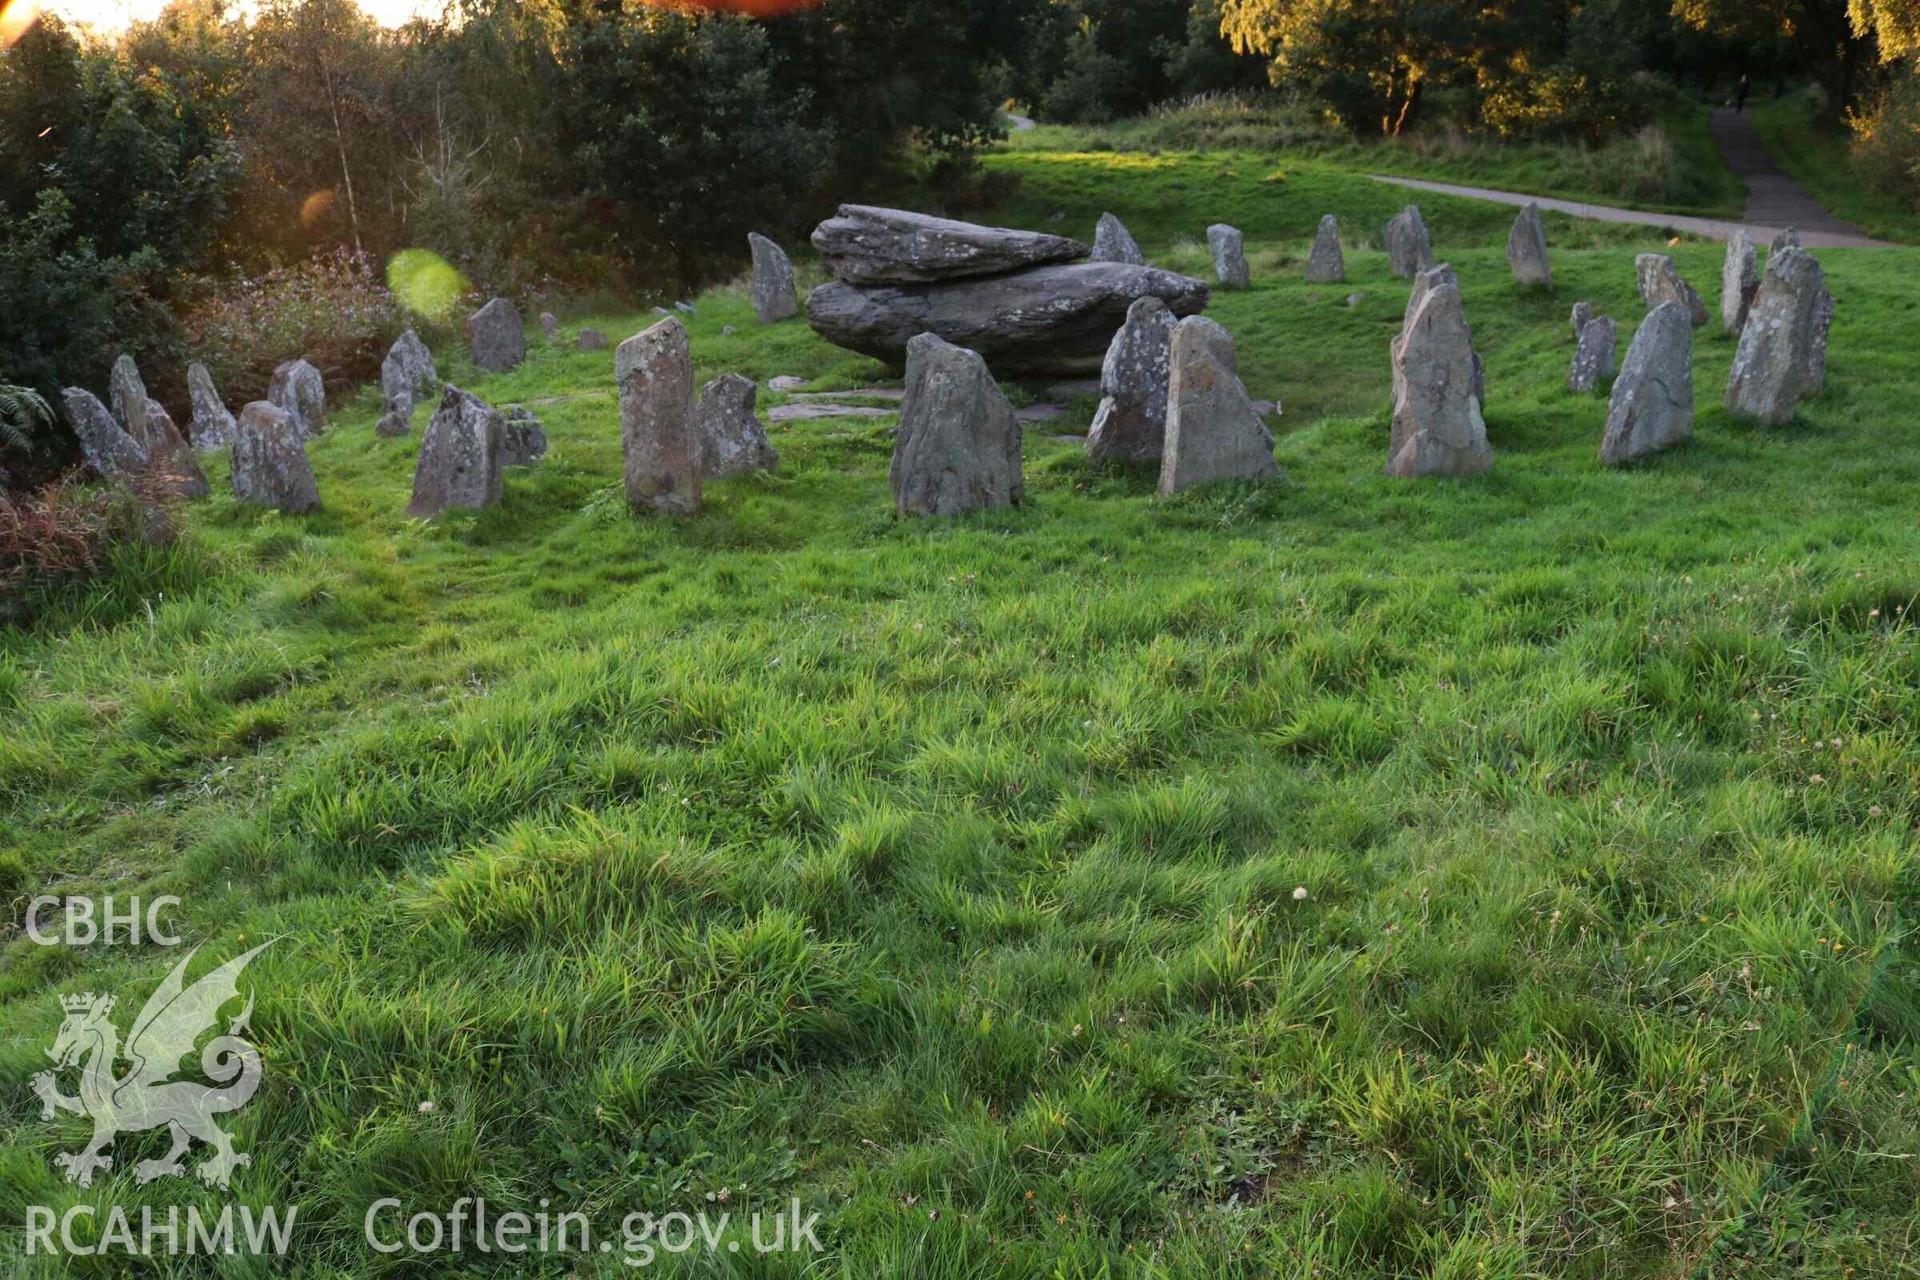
[1003,95,1747,219]
[6,149,1920,1278]
[1751,89,1920,244]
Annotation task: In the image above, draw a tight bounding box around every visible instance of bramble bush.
[182,250,404,412]
[0,468,178,621]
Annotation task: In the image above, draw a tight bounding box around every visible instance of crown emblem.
[60,992,111,1014]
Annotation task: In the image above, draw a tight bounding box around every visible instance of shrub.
[181,249,404,411]
[1848,71,1920,209]
[0,469,178,618]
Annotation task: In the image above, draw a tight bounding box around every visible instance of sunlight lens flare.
[386,248,467,322]
[1,0,42,47]
[642,0,826,14]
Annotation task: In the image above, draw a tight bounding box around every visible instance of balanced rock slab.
[618,317,700,515]
[186,362,236,452]
[1721,230,1760,335]
[812,204,1087,285]
[1207,224,1250,290]
[1158,317,1278,495]
[1507,201,1552,287]
[1385,205,1435,279]
[269,358,327,438]
[1600,301,1693,465]
[694,374,779,478]
[1635,254,1708,328]
[1725,246,1832,426]
[1086,295,1175,466]
[890,333,1022,517]
[468,297,527,372]
[1567,315,1617,393]
[231,402,320,513]
[806,262,1209,377]
[62,388,147,480]
[1305,215,1344,284]
[1388,276,1490,478]
[748,233,799,324]
[408,385,504,517]
[1091,213,1145,266]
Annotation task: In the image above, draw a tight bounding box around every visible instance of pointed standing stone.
[1206,224,1250,290]
[890,333,1022,517]
[747,233,799,324]
[467,297,527,372]
[1568,316,1617,393]
[1506,202,1552,287]
[132,401,209,498]
[1091,212,1146,266]
[1397,264,1484,410]
[499,407,548,467]
[1571,301,1595,340]
[694,374,779,478]
[231,402,321,513]
[1388,278,1490,478]
[1771,226,1800,253]
[1384,205,1435,279]
[1634,254,1708,328]
[1726,246,1832,426]
[1600,302,1693,465]
[408,385,504,517]
[1721,230,1760,335]
[1087,295,1175,466]
[108,353,151,436]
[540,312,559,341]
[186,363,237,452]
[1304,214,1344,284]
[62,388,147,480]
[269,358,327,438]
[1157,317,1278,495]
[618,317,701,515]
[381,330,438,424]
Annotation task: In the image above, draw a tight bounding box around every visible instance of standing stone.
[694,374,779,478]
[186,362,237,452]
[1304,214,1344,284]
[268,359,327,438]
[1206,224,1250,290]
[890,333,1022,517]
[1600,301,1693,465]
[618,317,700,515]
[1087,295,1175,466]
[1506,201,1552,288]
[132,401,209,498]
[540,312,560,341]
[1634,254,1708,328]
[1157,317,1278,495]
[1725,246,1832,426]
[1388,279,1490,478]
[747,233,799,324]
[230,402,320,513]
[579,328,608,352]
[408,385,504,517]
[61,388,147,480]
[1571,301,1594,339]
[1721,230,1760,336]
[1567,316,1618,393]
[108,353,152,436]
[381,330,438,421]
[376,403,413,438]
[499,407,548,467]
[1771,226,1800,254]
[1091,212,1146,266]
[1384,206,1435,279]
[1398,264,1485,410]
[467,297,527,372]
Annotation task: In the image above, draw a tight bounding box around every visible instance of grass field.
[5,150,1920,1277]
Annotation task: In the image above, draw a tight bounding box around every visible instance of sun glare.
[33,0,441,33]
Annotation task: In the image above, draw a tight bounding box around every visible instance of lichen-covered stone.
[694,374,779,478]
[1567,316,1617,393]
[1635,254,1708,328]
[1507,201,1552,287]
[1086,295,1175,466]
[269,358,327,438]
[408,385,504,517]
[1157,317,1278,495]
[1600,301,1693,465]
[1725,246,1832,426]
[889,333,1022,517]
[1387,278,1491,478]
[1384,205,1435,279]
[467,297,527,372]
[1721,230,1760,335]
[186,362,236,452]
[617,317,700,515]
[1206,224,1249,290]
[231,401,321,513]
[812,204,1087,284]
[1091,212,1145,266]
[1304,214,1344,284]
[62,387,147,480]
[748,233,799,323]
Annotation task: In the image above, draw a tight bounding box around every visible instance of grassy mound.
[4,154,1920,1277]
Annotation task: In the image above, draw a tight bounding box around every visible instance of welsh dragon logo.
[32,943,270,1190]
